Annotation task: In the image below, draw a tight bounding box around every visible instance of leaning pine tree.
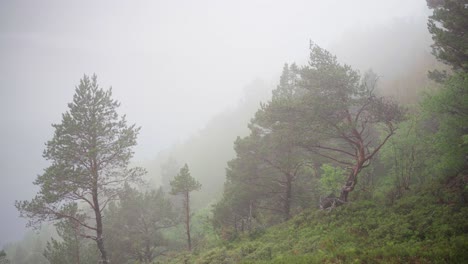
[253,44,404,208]
[16,74,145,264]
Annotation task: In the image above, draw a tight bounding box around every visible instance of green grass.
[163,194,468,264]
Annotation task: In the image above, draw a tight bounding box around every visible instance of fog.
[0,0,430,247]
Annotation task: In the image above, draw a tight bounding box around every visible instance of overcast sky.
[0,0,429,247]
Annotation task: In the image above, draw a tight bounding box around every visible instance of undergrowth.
[163,193,468,264]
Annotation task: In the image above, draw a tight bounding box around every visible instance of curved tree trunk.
[340,170,358,202]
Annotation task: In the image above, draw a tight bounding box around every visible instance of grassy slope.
[166,193,468,264]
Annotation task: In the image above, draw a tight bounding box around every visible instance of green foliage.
[43,203,98,264]
[318,164,346,197]
[170,164,202,195]
[44,238,98,264]
[427,0,468,73]
[188,209,217,250]
[104,185,176,263]
[378,115,428,202]
[212,135,267,235]
[376,73,467,206]
[421,72,468,203]
[171,193,468,264]
[422,72,468,159]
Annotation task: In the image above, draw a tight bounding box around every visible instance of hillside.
[166,189,468,264]
[3,2,467,264]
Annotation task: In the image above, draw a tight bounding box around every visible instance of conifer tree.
[16,74,145,264]
[170,164,201,251]
[427,0,468,76]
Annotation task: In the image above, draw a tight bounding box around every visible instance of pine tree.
[170,164,201,251]
[427,0,468,75]
[16,74,145,264]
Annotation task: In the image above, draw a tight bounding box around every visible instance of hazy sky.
[0,0,429,247]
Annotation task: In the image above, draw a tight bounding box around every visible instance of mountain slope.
[166,190,468,264]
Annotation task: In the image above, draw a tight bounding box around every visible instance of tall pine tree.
[170,164,201,251]
[16,74,145,264]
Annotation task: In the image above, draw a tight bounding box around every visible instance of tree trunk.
[283,175,292,221]
[92,187,109,264]
[339,135,365,202]
[247,201,253,232]
[144,240,152,263]
[338,162,364,201]
[185,192,192,251]
[90,135,109,264]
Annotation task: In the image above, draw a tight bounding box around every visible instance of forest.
[1,1,467,264]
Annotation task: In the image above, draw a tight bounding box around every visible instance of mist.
[0,0,432,251]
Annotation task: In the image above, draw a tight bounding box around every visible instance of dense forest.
[1,1,467,263]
